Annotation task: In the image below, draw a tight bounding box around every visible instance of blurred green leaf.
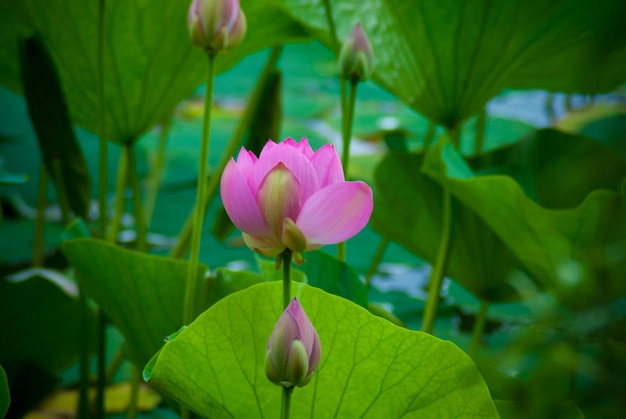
[423,137,626,310]
[18,36,90,218]
[0,165,27,184]
[0,0,309,142]
[144,281,498,418]
[371,150,520,302]
[0,365,9,418]
[272,0,626,126]
[485,128,626,208]
[62,238,208,366]
[0,272,95,373]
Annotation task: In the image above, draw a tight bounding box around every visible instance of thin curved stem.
[170,46,283,259]
[107,147,129,243]
[365,238,389,289]
[421,189,453,334]
[144,113,172,228]
[473,109,487,157]
[183,53,217,325]
[468,300,488,358]
[126,366,140,419]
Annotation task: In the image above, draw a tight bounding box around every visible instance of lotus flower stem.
[95,0,108,415]
[144,113,172,229]
[127,142,148,252]
[468,300,489,358]
[281,386,293,419]
[337,79,359,261]
[127,366,141,419]
[32,164,47,267]
[184,53,217,326]
[421,188,453,334]
[107,147,129,242]
[473,109,487,157]
[170,46,282,259]
[282,250,293,309]
[365,237,389,289]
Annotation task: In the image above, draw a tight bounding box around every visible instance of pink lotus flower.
[220,138,373,262]
[265,297,321,388]
[188,0,247,54]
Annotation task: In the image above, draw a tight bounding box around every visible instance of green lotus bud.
[338,22,375,81]
[188,0,247,55]
[265,298,321,388]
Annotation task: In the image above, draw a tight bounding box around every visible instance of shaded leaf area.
[495,400,584,419]
[372,150,521,303]
[145,281,498,418]
[0,365,9,418]
[62,238,208,367]
[423,135,626,310]
[482,128,626,208]
[0,273,96,417]
[272,0,626,126]
[18,36,90,218]
[0,0,309,142]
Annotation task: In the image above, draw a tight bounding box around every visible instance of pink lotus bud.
[338,22,374,81]
[188,0,247,54]
[219,138,373,262]
[265,298,321,388]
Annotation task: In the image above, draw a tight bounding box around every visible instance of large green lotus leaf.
[271,0,626,126]
[0,365,8,418]
[371,150,520,303]
[0,271,96,373]
[423,138,626,310]
[144,281,498,418]
[0,0,309,142]
[62,238,209,366]
[483,128,626,209]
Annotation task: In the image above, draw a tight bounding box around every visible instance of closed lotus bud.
[265,298,321,388]
[188,0,247,54]
[338,22,374,81]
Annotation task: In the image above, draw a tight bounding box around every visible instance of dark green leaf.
[371,151,520,302]
[62,238,208,366]
[273,0,626,126]
[1,0,309,142]
[423,137,626,309]
[18,36,90,218]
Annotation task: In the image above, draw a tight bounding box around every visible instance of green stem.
[282,250,293,309]
[281,386,293,419]
[32,164,47,267]
[95,312,107,418]
[183,53,217,325]
[51,159,71,226]
[107,146,128,243]
[97,0,108,240]
[424,120,436,150]
[365,237,389,289]
[127,366,140,419]
[106,347,125,383]
[337,79,358,262]
[421,189,453,334]
[144,113,172,228]
[468,300,488,358]
[171,46,282,259]
[126,143,148,252]
[473,109,487,157]
[77,285,91,419]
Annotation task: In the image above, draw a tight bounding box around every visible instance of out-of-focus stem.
[281,386,293,419]
[144,114,172,228]
[365,237,389,289]
[183,53,217,326]
[421,188,453,334]
[126,143,147,252]
[473,109,487,157]
[170,46,283,259]
[32,164,47,267]
[126,366,140,419]
[337,79,358,262]
[468,300,488,358]
[107,147,128,243]
[51,159,71,226]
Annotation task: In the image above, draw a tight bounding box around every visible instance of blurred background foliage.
[0,0,625,417]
